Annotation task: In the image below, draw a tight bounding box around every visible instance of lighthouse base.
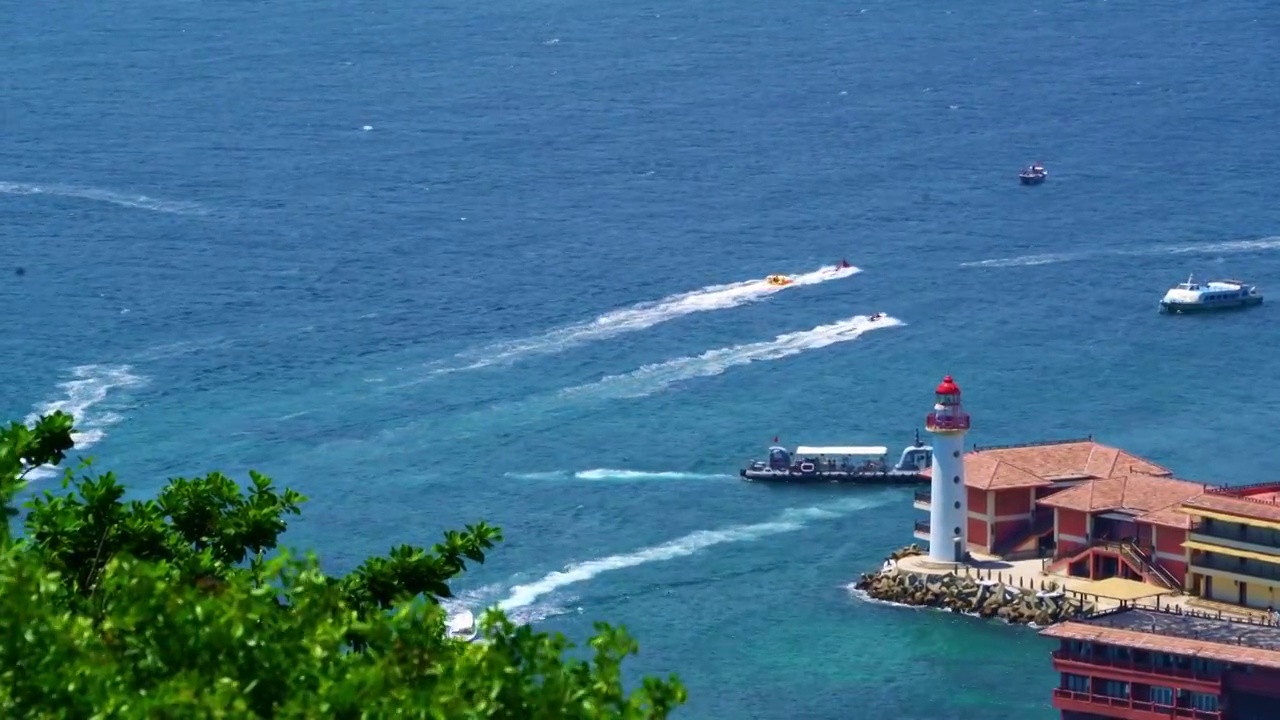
[907,556,970,572]
[926,537,966,565]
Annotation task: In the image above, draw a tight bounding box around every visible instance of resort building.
[1041,605,1280,719]
[1039,474,1207,590]
[1182,483,1280,610]
[914,438,1175,554]
[913,436,1209,590]
[906,404,1280,611]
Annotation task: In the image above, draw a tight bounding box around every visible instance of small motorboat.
[447,609,478,642]
[1019,164,1048,185]
[766,274,793,286]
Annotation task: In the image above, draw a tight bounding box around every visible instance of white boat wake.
[23,364,147,480]
[496,494,892,612]
[961,235,1280,269]
[504,469,731,482]
[0,181,208,215]
[438,264,861,372]
[557,313,903,400]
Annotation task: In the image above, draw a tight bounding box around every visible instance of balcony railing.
[913,520,930,535]
[1052,689,1221,719]
[926,412,970,431]
[1204,481,1280,500]
[1190,525,1280,553]
[1052,650,1223,682]
[1190,550,1280,583]
[913,490,931,505]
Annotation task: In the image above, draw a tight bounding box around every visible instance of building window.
[1066,641,1092,657]
[953,475,961,484]
[1097,679,1130,699]
[1192,658,1222,675]
[1063,673,1089,692]
[1190,692,1219,712]
[1149,686,1174,706]
[954,501,961,509]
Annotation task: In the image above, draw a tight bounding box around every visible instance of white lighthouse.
[926,375,971,564]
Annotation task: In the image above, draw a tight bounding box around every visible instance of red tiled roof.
[964,453,1049,490]
[1042,622,1280,671]
[1037,475,1207,531]
[1139,505,1198,530]
[942,439,1173,491]
[1183,493,1280,524]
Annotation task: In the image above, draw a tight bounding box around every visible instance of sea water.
[5,1,1279,717]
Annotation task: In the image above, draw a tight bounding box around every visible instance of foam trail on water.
[504,469,731,482]
[22,365,146,480]
[558,314,902,400]
[961,235,1280,268]
[446,583,573,626]
[440,264,861,372]
[0,181,208,215]
[960,252,1081,268]
[573,468,729,481]
[497,494,890,612]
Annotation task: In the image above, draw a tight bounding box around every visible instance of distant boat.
[447,609,478,642]
[1019,164,1047,185]
[1159,275,1263,314]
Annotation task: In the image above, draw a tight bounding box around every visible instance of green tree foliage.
[0,411,686,718]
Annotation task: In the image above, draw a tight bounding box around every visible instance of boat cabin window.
[768,447,791,469]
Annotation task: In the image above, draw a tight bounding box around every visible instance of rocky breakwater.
[855,546,1096,626]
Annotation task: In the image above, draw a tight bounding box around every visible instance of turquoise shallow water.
[5,0,1280,717]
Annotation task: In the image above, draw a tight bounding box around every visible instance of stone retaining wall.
[855,546,1096,625]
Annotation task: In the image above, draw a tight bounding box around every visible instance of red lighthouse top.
[927,374,970,433]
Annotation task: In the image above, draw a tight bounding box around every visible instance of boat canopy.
[794,445,888,456]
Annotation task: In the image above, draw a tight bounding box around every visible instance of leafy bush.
[0,411,685,718]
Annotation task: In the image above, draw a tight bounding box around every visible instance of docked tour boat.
[739,434,932,485]
[1159,275,1262,314]
[1019,164,1047,185]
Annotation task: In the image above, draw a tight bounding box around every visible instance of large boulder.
[888,545,925,562]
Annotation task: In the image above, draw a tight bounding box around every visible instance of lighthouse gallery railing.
[926,412,970,431]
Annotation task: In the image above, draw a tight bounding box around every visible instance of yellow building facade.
[1182,489,1280,610]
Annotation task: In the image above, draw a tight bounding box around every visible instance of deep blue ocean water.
[5,1,1280,717]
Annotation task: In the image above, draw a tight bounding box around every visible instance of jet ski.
[447,609,478,642]
[869,312,885,322]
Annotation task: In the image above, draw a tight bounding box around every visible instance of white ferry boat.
[1159,275,1262,314]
